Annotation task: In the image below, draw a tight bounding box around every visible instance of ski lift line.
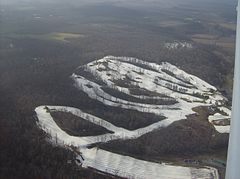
[225,0,240,178]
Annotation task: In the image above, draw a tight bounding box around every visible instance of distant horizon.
[1,0,237,6]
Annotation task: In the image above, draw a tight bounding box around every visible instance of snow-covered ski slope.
[72,56,231,133]
[35,56,231,179]
[36,105,219,179]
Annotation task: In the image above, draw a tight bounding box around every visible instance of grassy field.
[1,32,85,43]
[219,23,236,31]
[46,32,85,42]
[192,34,235,50]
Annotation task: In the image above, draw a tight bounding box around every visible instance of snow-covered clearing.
[35,105,219,179]
[164,42,193,49]
[73,56,230,133]
[208,110,231,133]
[35,56,231,178]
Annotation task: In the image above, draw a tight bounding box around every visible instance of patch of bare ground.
[101,87,177,105]
[51,111,113,136]
[98,106,228,178]
[86,106,165,131]
[99,106,228,161]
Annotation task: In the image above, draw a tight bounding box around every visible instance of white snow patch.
[34,56,229,179]
[208,112,230,133]
[35,105,219,179]
[164,42,193,49]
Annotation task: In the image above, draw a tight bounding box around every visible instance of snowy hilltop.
[35,56,231,179]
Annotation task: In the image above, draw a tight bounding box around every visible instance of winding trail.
[35,105,219,179]
[35,56,231,179]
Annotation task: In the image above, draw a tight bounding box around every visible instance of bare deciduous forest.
[0,0,237,178]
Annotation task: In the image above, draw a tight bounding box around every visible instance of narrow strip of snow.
[35,105,219,179]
